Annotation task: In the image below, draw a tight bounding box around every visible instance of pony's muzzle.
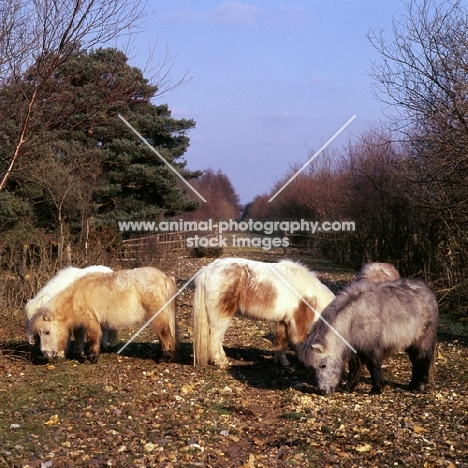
[42,350,57,359]
[42,350,64,359]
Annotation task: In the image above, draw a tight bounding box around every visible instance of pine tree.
[0,47,200,242]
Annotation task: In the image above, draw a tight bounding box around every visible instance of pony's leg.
[210,315,232,366]
[108,329,119,346]
[365,355,384,395]
[345,353,362,392]
[407,346,432,391]
[100,326,110,351]
[152,314,177,362]
[72,326,86,357]
[286,298,316,366]
[84,318,102,364]
[274,321,290,366]
[100,327,119,350]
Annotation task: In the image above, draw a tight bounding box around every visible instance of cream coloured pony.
[26,265,116,356]
[29,267,178,363]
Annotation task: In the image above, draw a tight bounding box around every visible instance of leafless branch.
[0,0,147,190]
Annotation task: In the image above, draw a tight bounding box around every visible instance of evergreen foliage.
[0,47,200,243]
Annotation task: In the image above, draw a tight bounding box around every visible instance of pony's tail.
[193,269,211,366]
[165,276,179,354]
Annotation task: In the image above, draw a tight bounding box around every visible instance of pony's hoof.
[274,353,291,367]
[213,360,230,368]
[86,353,99,364]
[408,382,427,393]
[211,356,230,367]
[369,387,382,395]
[159,350,175,363]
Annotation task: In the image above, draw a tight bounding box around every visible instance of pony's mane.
[312,278,426,344]
[26,265,112,316]
[28,308,47,334]
[309,279,377,342]
[277,259,318,277]
[39,266,80,289]
[311,263,403,340]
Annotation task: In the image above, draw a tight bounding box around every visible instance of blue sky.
[127,1,403,205]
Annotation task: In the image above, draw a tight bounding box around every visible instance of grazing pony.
[300,279,438,394]
[355,262,400,283]
[29,267,178,363]
[25,265,116,356]
[193,258,335,366]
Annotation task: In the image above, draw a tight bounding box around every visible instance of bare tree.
[368,0,468,211]
[368,0,468,163]
[368,0,468,309]
[0,0,147,190]
[182,169,241,221]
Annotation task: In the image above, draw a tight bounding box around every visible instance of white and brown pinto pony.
[193,258,335,367]
[25,265,116,356]
[29,267,178,363]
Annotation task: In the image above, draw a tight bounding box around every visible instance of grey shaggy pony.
[300,278,438,395]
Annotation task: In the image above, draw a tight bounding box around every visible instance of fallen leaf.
[181,384,193,394]
[355,443,372,452]
[253,437,264,446]
[144,442,155,452]
[241,454,255,468]
[413,425,426,433]
[44,414,60,426]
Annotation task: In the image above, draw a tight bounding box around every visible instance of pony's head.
[29,310,69,359]
[300,341,343,395]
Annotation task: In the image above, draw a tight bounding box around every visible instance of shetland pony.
[300,278,438,394]
[25,265,117,356]
[355,262,400,283]
[193,258,335,366]
[29,267,178,363]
